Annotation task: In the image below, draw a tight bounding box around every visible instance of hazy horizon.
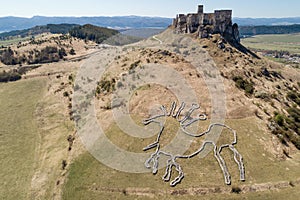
[1,15,300,20]
[1,0,300,18]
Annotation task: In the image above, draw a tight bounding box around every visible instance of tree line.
[239,24,300,36]
[0,23,119,44]
[69,24,119,44]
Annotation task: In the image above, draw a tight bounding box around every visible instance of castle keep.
[173,5,240,43]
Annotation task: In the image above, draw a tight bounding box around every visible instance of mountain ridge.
[1,16,300,32]
[0,16,172,32]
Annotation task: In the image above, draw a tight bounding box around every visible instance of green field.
[0,78,46,199]
[0,37,30,47]
[0,34,46,47]
[62,118,300,199]
[241,34,300,54]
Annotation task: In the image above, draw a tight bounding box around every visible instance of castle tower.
[214,10,232,34]
[173,4,238,43]
[197,5,204,14]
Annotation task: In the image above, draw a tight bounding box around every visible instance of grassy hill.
[0,23,119,45]
[0,26,299,200]
[0,25,105,66]
[0,24,80,40]
[61,28,300,199]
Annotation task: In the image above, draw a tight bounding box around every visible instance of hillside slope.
[61,28,300,199]
[0,27,299,199]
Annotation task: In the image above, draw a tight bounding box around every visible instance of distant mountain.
[121,28,165,39]
[1,16,300,34]
[233,17,300,26]
[0,16,172,32]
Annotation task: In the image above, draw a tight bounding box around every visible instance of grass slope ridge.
[0,23,119,45]
[0,24,80,40]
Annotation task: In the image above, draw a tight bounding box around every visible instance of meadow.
[0,78,46,199]
[241,33,300,54]
[0,37,31,47]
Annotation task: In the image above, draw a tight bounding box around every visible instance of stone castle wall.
[173,5,240,43]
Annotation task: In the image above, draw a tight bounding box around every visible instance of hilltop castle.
[173,5,240,43]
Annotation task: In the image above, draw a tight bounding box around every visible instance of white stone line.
[143,102,245,186]
[229,145,245,181]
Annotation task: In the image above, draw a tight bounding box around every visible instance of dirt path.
[88,178,300,197]
[152,35,163,44]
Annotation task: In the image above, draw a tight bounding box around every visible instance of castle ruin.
[173,5,240,43]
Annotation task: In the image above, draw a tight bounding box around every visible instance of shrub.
[0,71,22,82]
[63,91,69,97]
[254,109,262,119]
[231,186,242,194]
[287,91,300,106]
[129,60,141,70]
[270,101,275,107]
[245,84,254,95]
[272,108,300,150]
[58,48,67,59]
[62,160,67,170]
[286,107,300,133]
[117,81,124,88]
[255,91,269,99]
[232,76,254,95]
[290,134,300,150]
[98,78,116,93]
[274,114,285,126]
[69,48,76,55]
[74,84,80,91]
[270,93,278,99]
[0,47,21,65]
[68,74,74,82]
[183,50,189,55]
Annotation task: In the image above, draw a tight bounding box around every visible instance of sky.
[0,0,299,18]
